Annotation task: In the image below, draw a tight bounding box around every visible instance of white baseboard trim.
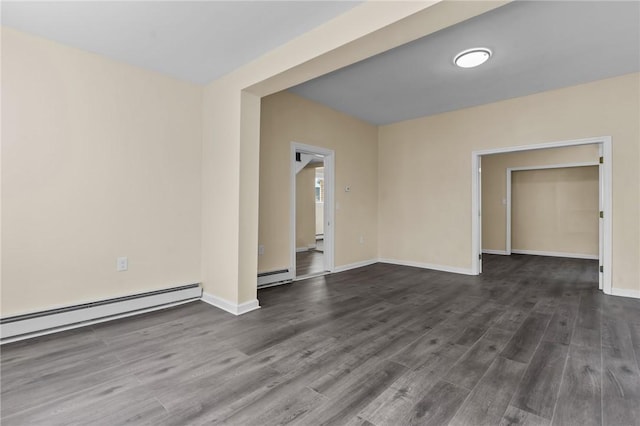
[333,259,379,273]
[258,280,296,289]
[295,245,317,252]
[511,249,598,260]
[258,270,294,287]
[609,288,640,299]
[378,258,474,275]
[294,272,328,281]
[201,292,260,316]
[1,284,202,344]
[482,249,509,255]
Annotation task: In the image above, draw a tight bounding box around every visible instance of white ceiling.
[3,1,639,125]
[290,1,640,125]
[1,1,360,85]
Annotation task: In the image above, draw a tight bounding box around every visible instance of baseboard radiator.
[258,269,293,288]
[0,283,202,344]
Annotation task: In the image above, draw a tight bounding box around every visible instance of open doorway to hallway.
[292,143,335,279]
[295,159,325,276]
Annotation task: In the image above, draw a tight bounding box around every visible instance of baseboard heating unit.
[258,269,293,288]
[0,283,202,343]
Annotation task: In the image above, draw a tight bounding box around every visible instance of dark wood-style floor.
[2,255,640,425]
[296,249,325,276]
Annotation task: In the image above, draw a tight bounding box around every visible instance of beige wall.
[295,167,317,250]
[379,73,639,292]
[259,91,378,273]
[1,2,516,315]
[1,28,203,316]
[481,145,599,252]
[202,1,500,304]
[12,0,634,316]
[511,166,599,256]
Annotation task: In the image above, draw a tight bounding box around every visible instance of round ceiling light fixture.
[454,47,492,68]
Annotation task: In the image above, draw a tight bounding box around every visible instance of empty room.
[1,1,639,425]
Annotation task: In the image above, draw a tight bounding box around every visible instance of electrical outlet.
[258,245,265,256]
[359,235,364,244]
[117,256,128,272]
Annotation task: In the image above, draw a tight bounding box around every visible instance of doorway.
[505,163,600,261]
[472,136,612,294]
[291,142,335,279]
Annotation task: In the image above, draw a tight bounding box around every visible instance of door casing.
[472,136,611,294]
[290,142,335,278]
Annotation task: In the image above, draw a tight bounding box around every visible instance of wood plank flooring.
[296,249,325,276]
[2,254,640,425]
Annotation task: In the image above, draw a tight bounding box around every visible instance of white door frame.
[471,136,612,295]
[505,161,602,289]
[478,156,482,274]
[290,142,335,278]
[506,161,600,255]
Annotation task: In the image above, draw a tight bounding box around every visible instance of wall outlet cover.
[117,256,128,272]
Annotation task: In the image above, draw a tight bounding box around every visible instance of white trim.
[609,288,640,299]
[472,136,612,296]
[506,161,600,256]
[598,143,604,291]
[257,280,294,289]
[294,272,329,281]
[1,300,197,344]
[379,258,474,275]
[236,300,260,315]
[201,292,260,316]
[473,136,610,156]
[506,165,512,255]
[482,249,509,255]
[290,142,335,279]
[478,155,483,274]
[510,249,598,260]
[292,259,378,281]
[602,139,612,294]
[257,270,294,287]
[332,259,378,273]
[508,161,599,173]
[1,285,202,343]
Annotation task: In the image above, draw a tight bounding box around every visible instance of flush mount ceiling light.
[454,47,492,68]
